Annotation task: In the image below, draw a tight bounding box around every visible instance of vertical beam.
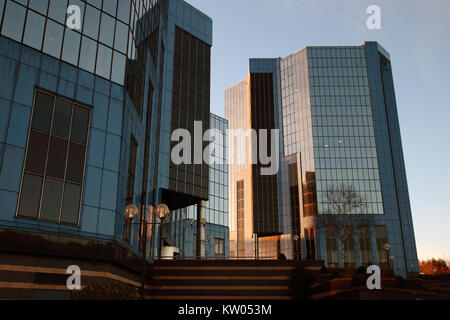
[196,200,206,259]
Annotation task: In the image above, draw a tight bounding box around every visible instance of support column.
[196,200,206,259]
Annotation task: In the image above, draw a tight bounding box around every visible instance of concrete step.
[146,260,324,300]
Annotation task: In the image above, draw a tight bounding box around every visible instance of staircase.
[146,260,323,300]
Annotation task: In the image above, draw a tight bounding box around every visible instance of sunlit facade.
[226,42,418,276]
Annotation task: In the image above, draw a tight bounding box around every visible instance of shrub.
[71,282,141,300]
[382,267,395,278]
[344,266,357,278]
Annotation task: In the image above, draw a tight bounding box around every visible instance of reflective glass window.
[43,19,64,58]
[96,44,112,79]
[1,1,26,42]
[83,4,100,40]
[103,0,117,16]
[32,92,54,132]
[23,10,45,50]
[18,174,42,218]
[117,0,130,23]
[25,131,49,175]
[18,90,90,226]
[46,137,68,179]
[60,182,81,224]
[111,51,125,85]
[114,21,128,53]
[87,0,101,9]
[61,29,81,65]
[0,0,4,25]
[40,178,63,222]
[48,0,68,24]
[66,142,85,183]
[71,105,89,143]
[99,13,115,46]
[52,98,72,138]
[79,36,97,72]
[29,0,49,14]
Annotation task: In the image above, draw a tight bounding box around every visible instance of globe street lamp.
[292,235,300,260]
[155,203,170,258]
[383,243,391,269]
[124,202,170,299]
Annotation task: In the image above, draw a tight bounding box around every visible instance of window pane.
[66,142,85,183]
[87,0,101,9]
[32,92,54,132]
[71,106,89,143]
[52,98,72,138]
[111,51,126,85]
[61,29,81,65]
[48,0,68,24]
[15,0,28,6]
[96,44,112,79]
[79,36,97,72]
[43,19,64,58]
[29,0,49,14]
[83,5,100,40]
[1,1,26,42]
[47,137,68,179]
[40,178,62,222]
[60,182,81,224]
[18,174,43,218]
[25,131,49,175]
[0,0,4,25]
[99,13,115,46]
[114,21,128,53]
[103,0,117,16]
[117,0,130,23]
[23,10,45,50]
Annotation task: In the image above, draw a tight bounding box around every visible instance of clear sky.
[186,0,450,261]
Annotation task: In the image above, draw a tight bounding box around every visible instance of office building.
[0,0,214,298]
[225,42,418,276]
[169,113,229,259]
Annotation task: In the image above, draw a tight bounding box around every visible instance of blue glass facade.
[226,42,418,276]
[0,0,214,268]
[363,41,418,276]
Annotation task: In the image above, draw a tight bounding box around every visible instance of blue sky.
[186,0,450,260]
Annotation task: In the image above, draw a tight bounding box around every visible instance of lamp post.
[124,202,170,299]
[155,203,170,259]
[292,235,300,260]
[383,243,391,269]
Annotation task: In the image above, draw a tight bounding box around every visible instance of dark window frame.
[16,87,91,226]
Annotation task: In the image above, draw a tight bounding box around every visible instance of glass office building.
[226,42,418,276]
[169,113,229,259]
[0,0,214,297]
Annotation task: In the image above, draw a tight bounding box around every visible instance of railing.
[158,256,288,260]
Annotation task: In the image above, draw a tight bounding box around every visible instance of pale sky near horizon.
[186,0,450,261]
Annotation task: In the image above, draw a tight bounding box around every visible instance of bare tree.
[315,184,370,268]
